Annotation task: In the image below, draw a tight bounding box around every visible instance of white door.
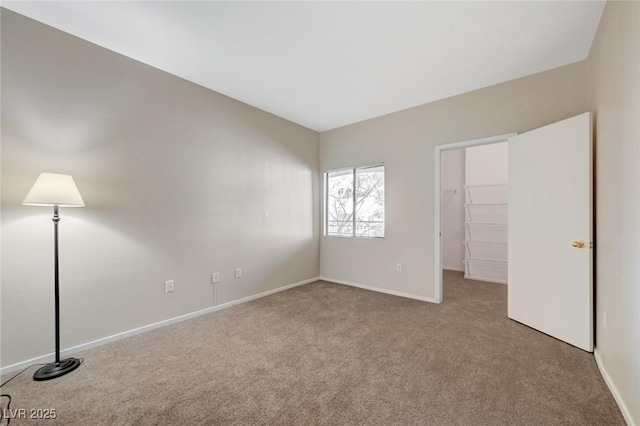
[508,112,593,352]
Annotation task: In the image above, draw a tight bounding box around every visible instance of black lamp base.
[33,358,81,381]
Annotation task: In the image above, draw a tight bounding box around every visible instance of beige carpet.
[1,271,623,425]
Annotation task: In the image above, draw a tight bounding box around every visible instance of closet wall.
[442,149,466,271]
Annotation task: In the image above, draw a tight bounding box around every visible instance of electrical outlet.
[212,272,220,283]
[396,263,402,273]
[165,280,175,293]
[603,311,607,329]
[235,268,242,278]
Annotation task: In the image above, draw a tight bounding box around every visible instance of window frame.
[323,163,385,239]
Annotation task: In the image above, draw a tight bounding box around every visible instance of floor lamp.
[23,173,85,381]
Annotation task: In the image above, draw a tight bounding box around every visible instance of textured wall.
[0,10,320,367]
[586,1,640,423]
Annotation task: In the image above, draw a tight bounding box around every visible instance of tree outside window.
[325,165,385,238]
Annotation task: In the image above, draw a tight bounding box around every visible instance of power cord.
[1,364,43,389]
[0,394,10,426]
[1,364,45,426]
[0,359,84,425]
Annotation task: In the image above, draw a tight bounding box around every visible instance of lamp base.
[33,358,81,381]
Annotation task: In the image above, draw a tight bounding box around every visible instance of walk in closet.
[442,142,508,284]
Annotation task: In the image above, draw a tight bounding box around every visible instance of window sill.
[323,235,385,240]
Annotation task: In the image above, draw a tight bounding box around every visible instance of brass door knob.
[572,241,585,248]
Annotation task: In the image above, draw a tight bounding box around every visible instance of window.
[325,165,385,238]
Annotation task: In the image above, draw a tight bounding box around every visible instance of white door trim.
[434,133,516,303]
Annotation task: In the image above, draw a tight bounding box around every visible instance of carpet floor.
[1,271,624,425]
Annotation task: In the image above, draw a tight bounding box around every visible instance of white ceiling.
[2,1,605,132]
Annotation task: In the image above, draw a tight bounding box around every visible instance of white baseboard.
[0,276,320,376]
[464,274,508,285]
[443,266,465,272]
[594,348,636,426]
[319,276,438,304]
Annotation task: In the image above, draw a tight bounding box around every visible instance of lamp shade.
[23,173,85,207]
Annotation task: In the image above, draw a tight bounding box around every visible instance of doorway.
[434,133,515,303]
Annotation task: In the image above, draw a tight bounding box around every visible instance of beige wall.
[319,62,587,299]
[0,10,320,367]
[587,1,640,423]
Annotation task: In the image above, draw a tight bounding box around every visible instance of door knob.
[572,241,585,248]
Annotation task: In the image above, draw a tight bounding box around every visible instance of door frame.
[434,133,516,303]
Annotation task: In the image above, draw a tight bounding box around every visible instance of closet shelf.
[464,240,508,262]
[464,202,508,206]
[465,222,508,243]
[466,258,508,263]
[464,180,508,283]
[465,184,508,204]
[465,204,508,224]
[464,222,507,226]
[464,259,508,284]
[463,184,508,188]
[464,240,506,245]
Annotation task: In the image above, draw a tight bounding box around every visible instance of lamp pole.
[53,205,61,364]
